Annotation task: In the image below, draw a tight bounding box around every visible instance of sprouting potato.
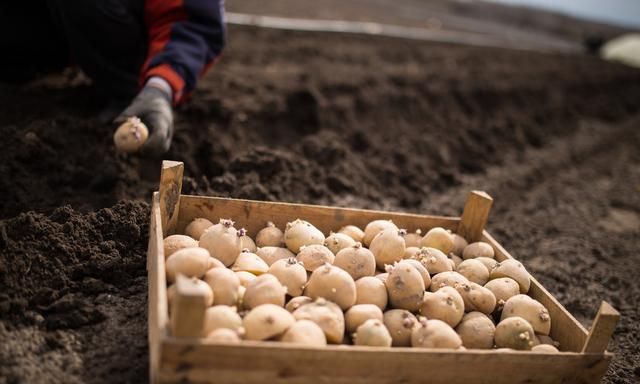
[284,219,325,253]
[324,232,357,255]
[475,257,499,271]
[280,319,327,346]
[293,298,345,344]
[501,294,551,335]
[385,260,425,312]
[455,282,496,315]
[412,247,453,275]
[235,270,257,288]
[355,276,388,311]
[113,116,149,153]
[370,228,407,270]
[338,225,365,243]
[204,267,241,306]
[532,344,559,353]
[363,219,399,247]
[296,244,335,272]
[243,273,287,309]
[243,304,295,341]
[484,277,520,310]
[353,319,392,347]
[457,259,490,285]
[411,318,462,349]
[256,221,284,247]
[420,286,465,328]
[455,312,495,349]
[402,229,423,248]
[185,218,214,241]
[285,296,313,313]
[333,243,376,280]
[494,316,535,350]
[167,278,213,314]
[419,227,454,254]
[383,309,418,347]
[165,247,212,283]
[403,246,421,260]
[462,242,495,260]
[231,250,269,275]
[345,304,384,334]
[403,258,431,288]
[268,257,307,297]
[451,233,468,256]
[203,305,243,336]
[237,228,257,252]
[375,272,389,284]
[256,246,295,266]
[199,219,243,267]
[304,264,357,310]
[206,328,242,343]
[163,234,198,260]
[489,259,531,293]
[429,271,469,292]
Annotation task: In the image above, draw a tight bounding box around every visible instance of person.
[0,1,226,156]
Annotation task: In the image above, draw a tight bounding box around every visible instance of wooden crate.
[148,161,619,383]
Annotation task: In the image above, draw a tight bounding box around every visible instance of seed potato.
[185,218,214,241]
[199,219,242,267]
[353,319,392,347]
[402,229,423,248]
[256,222,284,248]
[430,271,469,292]
[383,309,418,347]
[284,219,325,253]
[203,305,242,336]
[451,233,468,256]
[412,247,452,275]
[324,232,357,255]
[163,234,198,260]
[420,227,454,254]
[256,246,295,266]
[385,260,425,312]
[304,264,357,310]
[455,282,497,315]
[231,250,269,275]
[280,319,327,346]
[490,259,531,293]
[206,328,242,343]
[494,316,535,350]
[457,259,490,285]
[345,304,384,333]
[338,225,365,243]
[165,247,211,283]
[363,220,398,247]
[243,304,295,341]
[296,244,335,272]
[455,312,495,349]
[286,296,313,313]
[420,286,465,328]
[501,294,551,335]
[204,267,241,306]
[411,318,462,349]
[268,257,307,297]
[293,298,345,344]
[243,273,287,309]
[370,228,407,270]
[333,243,376,280]
[462,242,495,259]
[355,276,388,310]
[484,277,520,310]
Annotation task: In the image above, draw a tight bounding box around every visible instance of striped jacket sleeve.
[141,0,225,105]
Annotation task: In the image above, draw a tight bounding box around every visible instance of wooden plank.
[148,192,168,384]
[159,161,184,237]
[457,190,493,242]
[176,195,459,237]
[582,301,620,354]
[170,274,208,338]
[483,231,589,352]
[157,339,612,384]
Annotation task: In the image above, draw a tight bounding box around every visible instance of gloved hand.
[114,82,174,156]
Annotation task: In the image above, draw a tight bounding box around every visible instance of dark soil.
[1,17,640,384]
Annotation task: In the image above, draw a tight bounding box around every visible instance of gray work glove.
[115,85,174,156]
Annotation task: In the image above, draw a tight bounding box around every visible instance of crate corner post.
[160,160,184,238]
[457,190,493,242]
[582,301,620,354]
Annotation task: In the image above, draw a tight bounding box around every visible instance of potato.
[370,228,406,270]
[280,319,327,346]
[532,344,559,353]
[243,304,295,341]
[403,246,421,260]
[494,316,535,350]
[411,318,462,349]
[345,304,383,333]
[113,116,148,153]
[285,296,313,312]
[199,219,242,267]
[353,319,392,347]
[385,260,425,312]
[412,247,452,275]
[203,305,242,336]
[462,242,495,260]
[238,228,257,252]
[403,259,431,288]
[475,257,499,271]
[451,233,468,256]
[256,221,284,248]
[455,312,495,349]
[234,270,257,288]
[243,273,287,309]
[185,218,214,241]
[204,267,241,306]
[420,286,465,328]
[338,225,365,243]
[167,278,213,314]
[324,232,357,255]
[296,244,335,272]
[375,273,389,284]
[363,220,398,247]
[268,257,307,297]
[231,250,269,275]
[420,227,454,254]
[450,254,463,269]
[430,271,469,292]
[304,264,357,310]
[490,259,531,293]
[256,246,295,266]
[206,328,242,343]
[383,309,417,347]
[536,334,560,348]
[333,243,376,280]
[163,234,198,260]
[293,298,345,344]
[484,277,520,310]
[355,276,388,311]
[402,229,423,248]
[165,247,212,283]
[284,219,325,253]
[457,259,490,285]
[501,294,551,335]
[455,282,496,315]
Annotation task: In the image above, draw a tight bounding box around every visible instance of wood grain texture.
[170,274,208,338]
[457,190,493,242]
[582,301,620,354]
[159,161,184,237]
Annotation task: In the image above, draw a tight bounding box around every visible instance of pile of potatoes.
[163,217,559,352]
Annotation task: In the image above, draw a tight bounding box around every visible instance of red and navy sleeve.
[142,0,225,105]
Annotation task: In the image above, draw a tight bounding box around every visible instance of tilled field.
[1,24,639,383]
